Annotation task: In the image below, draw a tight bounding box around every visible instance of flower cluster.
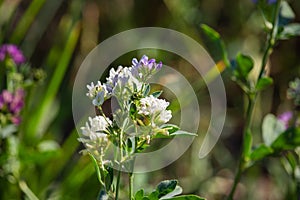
[138,95,172,127]
[0,89,24,125]
[0,44,26,65]
[0,43,45,132]
[79,55,174,163]
[79,116,111,159]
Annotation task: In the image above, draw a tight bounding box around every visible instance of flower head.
[0,44,26,65]
[86,81,109,106]
[0,89,25,125]
[79,116,112,157]
[131,55,162,81]
[138,95,172,127]
[106,66,142,101]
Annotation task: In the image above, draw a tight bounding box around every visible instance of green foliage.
[151,90,163,98]
[272,128,300,151]
[156,180,178,198]
[262,114,286,146]
[250,144,274,161]
[134,180,205,200]
[200,24,229,66]
[255,77,273,91]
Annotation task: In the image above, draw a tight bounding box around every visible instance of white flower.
[138,95,172,126]
[106,66,142,100]
[80,116,111,141]
[86,81,109,106]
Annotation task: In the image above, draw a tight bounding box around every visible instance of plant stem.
[115,170,121,200]
[129,172,134,200]
[258,0,281,81]
[115,129,123,200]
[227,96,255,200]
[228,1,282,199]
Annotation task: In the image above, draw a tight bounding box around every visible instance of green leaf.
[170,130,197,137]
[26,22,81,139]
[262,114,285,146]
[156,180,178,198]
[250,144,274,161]
[278,23,300,40]
[200,24,229,66]
[163,195,206,200]
[160,124,180,134]
[9,0,47,44]
[159,186,183,199]
[256,77,273,91]
[149,191,159,200]
[234,53,254,79]
[243,130,253,159]
[143,84,151,96]
[89,154,103,185]
[104,166,114,191]
[279,1,295,25]
[135,189,145,200]
[151,90,163,98]
[271,127,300,151]
[19,180,39,200]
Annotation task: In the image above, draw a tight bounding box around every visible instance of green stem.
[115,129,123,200]
[115,170,121,200]
[129,172,134,200]
[19,180,39,200]
[228,2,282,199]
[227,96,255,200]
[257,0,281,81]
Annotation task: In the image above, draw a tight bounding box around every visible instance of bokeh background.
[1,0,300,199]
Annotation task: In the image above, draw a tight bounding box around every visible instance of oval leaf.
[256,77,273,91]
[262,114,285,146]
[250,144,274,161]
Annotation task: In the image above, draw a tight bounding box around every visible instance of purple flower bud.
[140,55,149,65]
[11,116,21,125]
[156,61,163,70]
[278,111,293,129]
[1,90,13,104]
[0,44,26,65]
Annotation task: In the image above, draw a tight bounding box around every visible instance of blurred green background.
[1,0,300,199]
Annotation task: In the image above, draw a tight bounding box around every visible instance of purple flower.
[0,89,25,125]
[131,55,162,81]
[278,111,293,129]
[1,90,13,104]
[11,116,21,125]
[9,89,25,114]
[0,44,26,65]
